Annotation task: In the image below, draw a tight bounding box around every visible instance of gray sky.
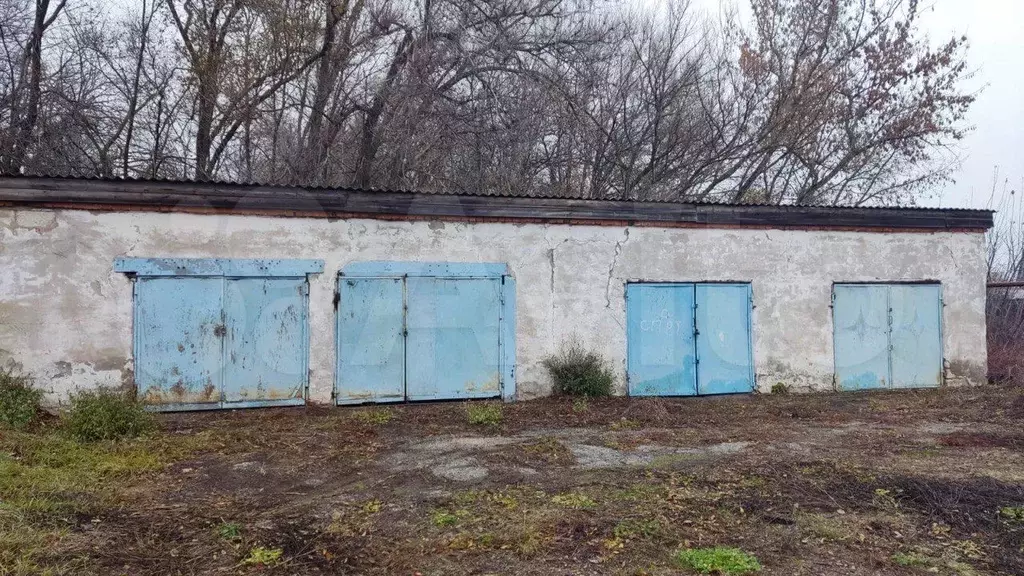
[920,1,1024,209]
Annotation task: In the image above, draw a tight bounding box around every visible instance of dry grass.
[1,385,1023,575]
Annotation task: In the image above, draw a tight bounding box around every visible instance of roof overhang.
[0,176,994,232]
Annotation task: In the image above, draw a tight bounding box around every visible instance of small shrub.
[673,547,761,575]
[63,389,155,442]
[770,382,789,395]
[0,365,42,430]
[542,340,614,397]
[466,402,502,426]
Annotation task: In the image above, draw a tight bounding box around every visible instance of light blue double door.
[115,258,323,411]
[832,283,943,390]
[337,270,512,403]
[626,283,754,396]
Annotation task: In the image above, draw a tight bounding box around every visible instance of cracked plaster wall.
[0,207,988,404]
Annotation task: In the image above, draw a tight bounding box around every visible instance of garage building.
[0,176,993,410]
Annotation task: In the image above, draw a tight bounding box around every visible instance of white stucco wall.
[0,206,988,405]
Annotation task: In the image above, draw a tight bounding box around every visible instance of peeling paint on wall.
[0,207,989,405]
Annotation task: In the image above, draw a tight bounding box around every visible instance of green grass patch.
[0,431,166,518]
[466,403,502,426]
[63,390,155,442]
[543,340,614,397]
[672,547,761,574]
[609,482,664,502]
[1000,505,1024,521]
[613,517,662,540]
[351,407,394,426]
[435,488,567,557]
[891,548,981,576]
[431,510,461,527]
[0,426,212,575]
[551,492,596,510]
[892,551,930,567]
[241,546,283,566]
[0,366,42,431]
[0,521,85,576]
[216,521,242,541]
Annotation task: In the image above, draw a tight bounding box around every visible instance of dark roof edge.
[0,176,994,231]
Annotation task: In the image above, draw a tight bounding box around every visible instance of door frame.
[335,261,517,404]
[830,281,944,391]
[624,281,755,397]
[114,257,324,411]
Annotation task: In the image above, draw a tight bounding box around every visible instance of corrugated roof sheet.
[3,172,990,212]
[0,174,994,231]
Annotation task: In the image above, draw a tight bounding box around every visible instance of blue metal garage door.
[625,284,697,396]
[406,277,502,401]
[832,284,890,390]
[832,283,942,390]
[115,258,323,411]
[695,284,755,395]
[134,277,225,407]
[335,263,516,404]
[337,277,406,403]
[626,283,754,396]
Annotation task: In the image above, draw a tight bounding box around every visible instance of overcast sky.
[920,0,1024,210]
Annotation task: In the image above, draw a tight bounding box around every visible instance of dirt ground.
[6,386,1024,575]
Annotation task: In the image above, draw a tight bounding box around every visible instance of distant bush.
[542,340,614,397]
[770,382,790,395]
[64,389,155,442]
[0,365,43,430]
[466,402,502,426]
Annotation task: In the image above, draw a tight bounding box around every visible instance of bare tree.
[985,169,1024,383]
[0,0,67,173]
[0,0,976,208]
[165,0,325,178]
[708,0,973,205]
